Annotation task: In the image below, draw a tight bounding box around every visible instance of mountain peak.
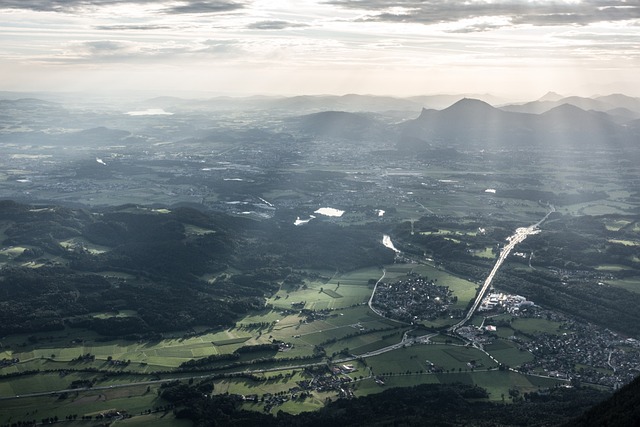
[538,91,564,102]
[542,102,588,116]
[443,97,495,112]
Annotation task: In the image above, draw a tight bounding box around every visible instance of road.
[449,205,555,333]
[367,268,386,318]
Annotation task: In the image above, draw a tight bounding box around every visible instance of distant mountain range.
[500,93,640,119]
[281,95,640,152]
[2,92,639,152]
[138,93,506,114]
[399,98,639,151]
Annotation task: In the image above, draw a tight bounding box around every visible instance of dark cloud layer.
[247,20,309,30]
[164,1,244,14]
[327,0,640,27]
[0,0,246,14]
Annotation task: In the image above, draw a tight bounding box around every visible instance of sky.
[0,0,639,100]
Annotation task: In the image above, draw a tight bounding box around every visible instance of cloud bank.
[0,0,246,14]
[327,0,640,27]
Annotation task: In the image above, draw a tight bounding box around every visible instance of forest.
[0,201,394,337]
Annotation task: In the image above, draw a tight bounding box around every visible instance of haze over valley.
[2,0,640,425]
[1,90,640,426]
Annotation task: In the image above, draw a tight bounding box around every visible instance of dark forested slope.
[0,200,394,337]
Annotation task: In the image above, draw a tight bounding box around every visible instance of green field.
[354,369,563,402]
[323,329,407,356]
[596,264,634,271]
[473,247,496,259]
[213,370,311,397]
[510,318,564,335]
[485,340,534,367]
[366,344,496,376]
[604,219,633,231]
[0,328,259,371]
[321,289,343,298]
[119,414,192,427]
[0,384,166,425]
[92,310,139,320]
[605,278,640,294]
[268,267,382,310]
[608,239,640,247]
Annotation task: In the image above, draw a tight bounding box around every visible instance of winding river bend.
[450,206,556,332]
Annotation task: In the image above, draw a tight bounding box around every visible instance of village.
[371,276,455,323]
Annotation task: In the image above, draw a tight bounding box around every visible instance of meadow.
[604,278,640,294]
[353,369,562,402]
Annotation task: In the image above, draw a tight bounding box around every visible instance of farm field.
[0,384,165,425]
[605,278,640,294]
[267,267,382,311]
[353,369,563,402]
[365,344,496,375]
[484,340,534,367]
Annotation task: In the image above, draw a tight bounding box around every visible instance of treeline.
[179,353,240,369]
[234,343,280,354]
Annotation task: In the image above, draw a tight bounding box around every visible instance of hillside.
[565,375,640,426]
[0,200,394,337]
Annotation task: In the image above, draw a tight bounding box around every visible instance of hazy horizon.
[1,1,638,99]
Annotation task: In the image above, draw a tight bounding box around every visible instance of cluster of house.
[0,358,19,368]
[478,292,534,313]
[238,364,359,413]
[372,276,453,323]
[515,312,640,388]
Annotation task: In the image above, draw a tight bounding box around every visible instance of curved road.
[367,268,386,317]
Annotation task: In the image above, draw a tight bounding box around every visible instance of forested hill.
[0,200,394,337]
[565,374,640,426]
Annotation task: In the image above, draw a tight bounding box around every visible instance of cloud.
[163,1,245,14]
[327,1,640,27]
[82,40,129,53]
[0,0,246,14]
[446,23,507,34]
[246,20,309,30]
[46,38,248,64]
[95,24,171,30]
[198,39,247,56]
[0,0,151,12]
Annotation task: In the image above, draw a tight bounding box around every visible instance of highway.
[449,205,555,333]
